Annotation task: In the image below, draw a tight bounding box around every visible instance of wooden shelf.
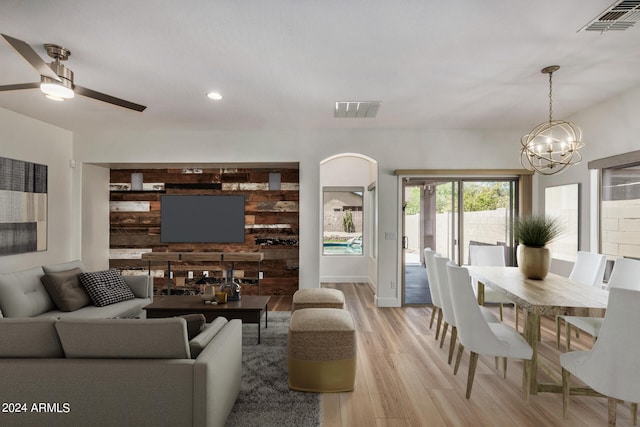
[141,251,264,295]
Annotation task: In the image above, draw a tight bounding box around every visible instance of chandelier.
[520,65,584,175]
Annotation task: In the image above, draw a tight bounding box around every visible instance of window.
[600,164,640,260]
[322,187,364,255]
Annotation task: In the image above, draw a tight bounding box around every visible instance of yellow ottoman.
[288,308,356,392]
[291,288,345,312]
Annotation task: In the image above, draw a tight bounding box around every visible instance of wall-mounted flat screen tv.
[160,195,245,243]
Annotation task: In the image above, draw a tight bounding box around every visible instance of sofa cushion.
[179,313,206,340]
[189,317,228,358]
[35,297,149,320]
[42,259,87,274]
[0,266,55,317]
[40,268,91,312]
[122,275,152,299]
[0,318,64,357]
[79,270,136,307]
[55,318,191,359]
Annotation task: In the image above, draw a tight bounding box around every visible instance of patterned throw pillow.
[78,270,136,307]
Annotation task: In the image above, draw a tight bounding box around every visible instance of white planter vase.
[516,245,551,280]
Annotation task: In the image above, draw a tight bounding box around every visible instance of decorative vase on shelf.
[219,269,241,301]
[513,214,562,280]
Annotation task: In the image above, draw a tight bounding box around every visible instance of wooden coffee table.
[144,295,271,344]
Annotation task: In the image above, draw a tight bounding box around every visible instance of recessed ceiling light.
[207,92,222,100]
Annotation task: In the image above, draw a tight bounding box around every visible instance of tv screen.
[160,195,245,243]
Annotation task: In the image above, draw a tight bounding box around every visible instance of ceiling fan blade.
[0,82,40,92]
[1,34,61,82]
[74,85,146,112]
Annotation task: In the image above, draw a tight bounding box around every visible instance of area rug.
[225,312,321,427]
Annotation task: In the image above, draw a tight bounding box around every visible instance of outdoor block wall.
[108,167,299,296]
[601,198,640,259]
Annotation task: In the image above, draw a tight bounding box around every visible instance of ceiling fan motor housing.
[42,61,74,90]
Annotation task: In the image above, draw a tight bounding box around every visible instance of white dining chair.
[433,255,500,367]
[560,287,640,426]
[555,251,607,350]
[424,248,443,339]
[468,244,513,321]
[562,257,640,351]
[446,262,533,399]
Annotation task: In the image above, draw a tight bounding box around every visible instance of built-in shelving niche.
[108,167,299,296]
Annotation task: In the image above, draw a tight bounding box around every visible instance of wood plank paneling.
[109,166,299,296]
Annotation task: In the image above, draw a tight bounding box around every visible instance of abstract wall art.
[0,157,48,255]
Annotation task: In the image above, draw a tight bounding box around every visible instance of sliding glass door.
[403,177,517,305]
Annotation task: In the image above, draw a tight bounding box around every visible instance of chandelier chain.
[548,71,553,124]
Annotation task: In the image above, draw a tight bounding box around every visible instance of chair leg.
[556,316,561,349]
[565,322,572,351]
[562,368,570,418]
[631,402,637,426]
[608,397,617,427]
[499,303,503,321]
[429,307,436,329]
[503,357,508,379]
[448,327,457,365]
[454,343,464,375]
[435,308,443,340]
[538,319,541,342]
[466,352,479,399]
[440,322,449,349]
[515,304,519,332]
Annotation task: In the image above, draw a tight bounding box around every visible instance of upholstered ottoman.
[288,308,356,392]
[291,288,345,312]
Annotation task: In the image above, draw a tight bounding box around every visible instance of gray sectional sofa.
[0,260,243,426]
[0,260,152,319]
[0,316,242,427]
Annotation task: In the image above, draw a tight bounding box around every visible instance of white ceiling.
[1,0,639,134]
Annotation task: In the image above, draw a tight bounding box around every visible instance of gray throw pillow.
[79,270,136,307]
[40,268,91,312]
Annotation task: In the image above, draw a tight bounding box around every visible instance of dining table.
[466,266,609,397]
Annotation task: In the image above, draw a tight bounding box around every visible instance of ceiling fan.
[0,34,146,112]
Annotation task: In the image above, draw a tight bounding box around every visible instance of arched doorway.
[320,153,378,292]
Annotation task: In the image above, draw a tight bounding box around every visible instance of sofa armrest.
[122,275,153,299]
[193,319,242,427]
[189,317,228,358]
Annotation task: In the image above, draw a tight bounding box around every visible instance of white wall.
[0,107,74,273]
[81,164,110,271]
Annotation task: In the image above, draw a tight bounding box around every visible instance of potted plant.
[513,214,562,279]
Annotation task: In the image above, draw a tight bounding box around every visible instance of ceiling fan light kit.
[0,33,146,111]
[520,65,584,175]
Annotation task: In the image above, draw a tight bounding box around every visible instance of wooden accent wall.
[108,167,299,296]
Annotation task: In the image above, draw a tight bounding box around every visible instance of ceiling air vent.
[334,101,381,118]
[579,0,640,32]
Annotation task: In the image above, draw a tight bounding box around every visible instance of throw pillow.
[40,268,91,312]
[178,313,206,340]
[79,270,136,307]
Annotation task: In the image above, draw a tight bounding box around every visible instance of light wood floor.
[269,283,636,427]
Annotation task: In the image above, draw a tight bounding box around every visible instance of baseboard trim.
[320,276,369,283]
[375,296,401,307]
